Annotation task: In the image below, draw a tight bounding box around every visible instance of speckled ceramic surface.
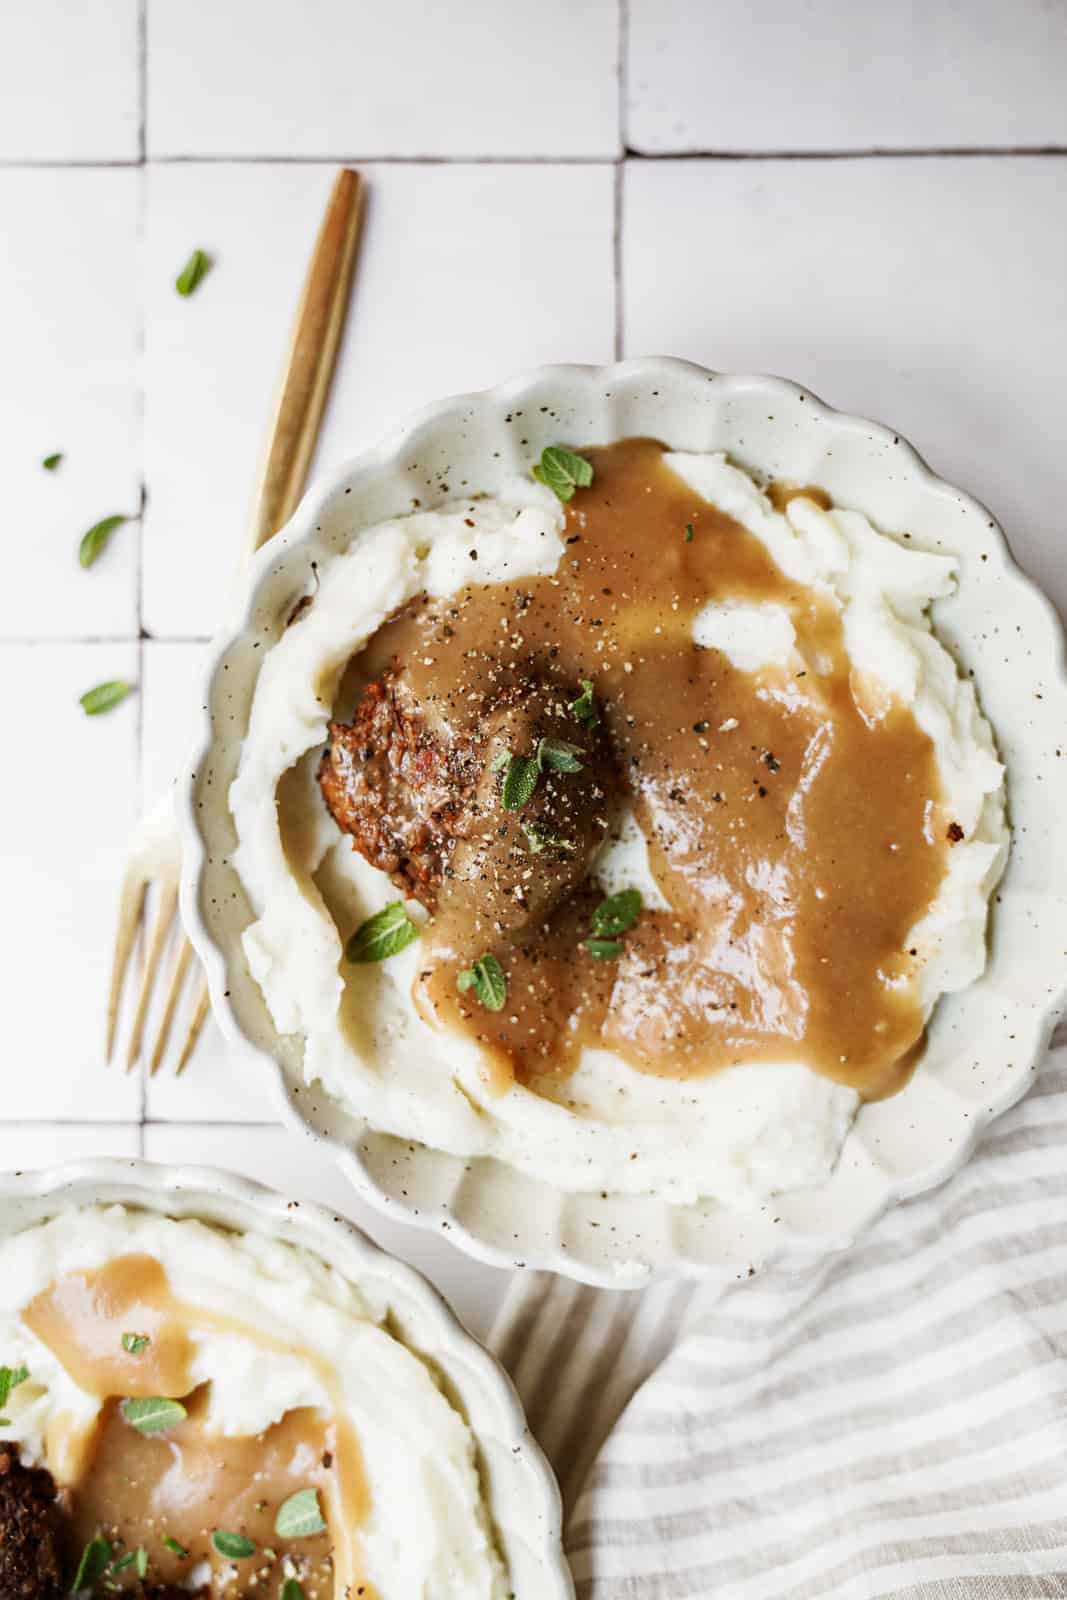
[179,358,1067,1285]
[0,1159,572,1598]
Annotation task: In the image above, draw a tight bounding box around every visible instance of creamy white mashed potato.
[0,1206,507,1599]
[229,455,1007,1210]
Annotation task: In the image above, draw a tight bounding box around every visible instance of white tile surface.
[0,0,140,162]
[627,0,1067,153]
[148,0,618,159]
[140,639,211,811]
[0,170,141,640]
[143,161,615,635]
[0,643,141,1119]
[140,640,258,1114]
[0,1124,140,1173]
[623,156,1067,623]
[143,1124,510,1340]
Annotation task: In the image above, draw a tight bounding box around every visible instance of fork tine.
[125,882,179,1072]
[174,975,211,1077]
[147,936,195,1078]
[106,872,148,1063]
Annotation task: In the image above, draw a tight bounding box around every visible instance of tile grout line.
[613,163,624,362]
[618,0,630,155]
[622,143,1067,161]
[2,147,1067,174]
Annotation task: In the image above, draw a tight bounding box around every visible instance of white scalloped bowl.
[0,1159,572,1598]
[180,358,1067,1285]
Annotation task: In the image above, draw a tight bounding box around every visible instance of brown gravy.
[360,439,949,1100]
[25,1256,374,1598]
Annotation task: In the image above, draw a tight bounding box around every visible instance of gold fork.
[107,168,365,1076]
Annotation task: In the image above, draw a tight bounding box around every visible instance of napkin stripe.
[490,1035,1067,1598]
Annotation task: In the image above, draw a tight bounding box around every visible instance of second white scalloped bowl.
[0,1160,571,1595]
[180,359,1067,1285]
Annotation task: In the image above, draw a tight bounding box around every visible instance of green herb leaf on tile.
[175,248,213,296]
[78,513,128,569]
[79,680,134,717]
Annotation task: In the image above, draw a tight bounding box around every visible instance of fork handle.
[245,167,365,557]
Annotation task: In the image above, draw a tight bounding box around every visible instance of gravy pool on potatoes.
[326,440,951,1102]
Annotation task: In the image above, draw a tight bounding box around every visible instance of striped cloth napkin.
[490,1025,1067,1598]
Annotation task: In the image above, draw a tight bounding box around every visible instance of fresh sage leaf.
[79,679,134,716]
[521,821,575,855]
[532,445,594,503]
[281,1582,306,1600]
[42,452,62,471]
[175,248,213,296]
[591,888,643,939]
[121,1332,150,1355]
[164,1535,189,1558]
[275,1487,327,1539]
[537,736,583,774]
[584,938,623,961]
[212,1530,256,1559]
[120,1396,187,1436]
[78,513,128,568]
[501,754,539,811]
[456,953,507,1012]
[568,679,599,728]
[346,902,418,963]
[0,1364,29,1421]
[72,1535,113,1591]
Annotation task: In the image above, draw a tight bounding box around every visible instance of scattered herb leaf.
[120,1396,187,1436]
[42,452,62,471]
[532,445,594,503]
[685,522,694,542]
[346,902,418,963]
[72,1535,113,1591]
[175,248,213,296]
[456,953,507,1012]
[79,679,134,716]
[501,753,540,810]
[591,888,643,939]
[0,1364,29,1423]
[121,1332,150,1355]
[521,821,575,855]
[136,1547,148,1578]
[568,679,599,728]
[164,1535,189,1558]
[584,938,623,961]
[78,513,128,569]
[537,736,584,774]
[275,1487,327,1539]
[281,1581,307,1600]
[212,1530,256,1559]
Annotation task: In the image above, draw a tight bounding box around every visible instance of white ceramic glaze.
[0,1159,572,1599]
[179,358,1067,1285]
